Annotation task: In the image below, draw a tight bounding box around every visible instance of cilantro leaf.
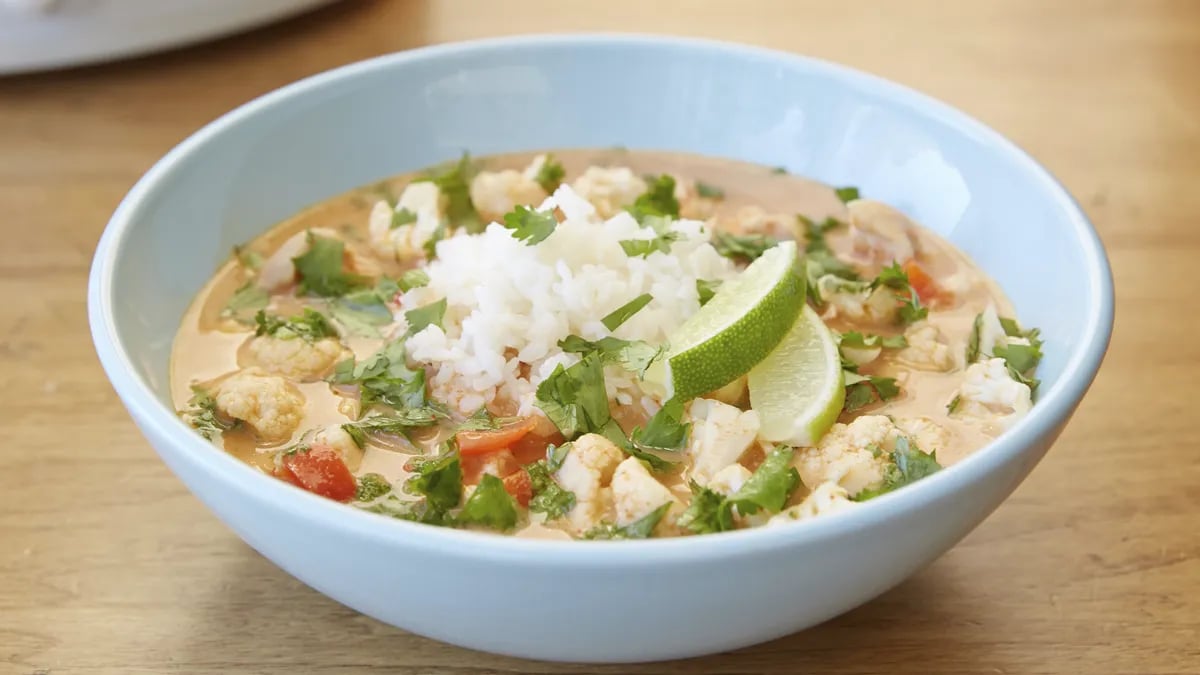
[458,474,520,531]
[418,153,481,233]
[404,450,463,522]
[853,436,942,501]
[839,331,908,350]
[770,166,788,175]
[966,313,983,363]
[843,373,901,412]
[629,174,679,221]
[331,341,428,413]
[801,215,860,302]
[629,398,689,452]
[534,352,611,439]
[834,186,861,203]
[535,154,566,194]
[234,245,263,270]
[398,268,430,292]
[390,207,417,229]
[677,481,735,534]
[696,181,725,199]
[455,406,500,432]
[713,231,777,263]
[999,317,1024,337]
[221,282,269,325]
[422,221,446,261]
[696,279,721,306]
[526,458,575,519]
[557,335,663,379]
[501,205,557,245]
[727,447,800,516]
[330,286,393,338]
[871,262,928,325]
[583,502,672,540]
[292,232,369,297]
[355,473,392,501]
[946,395,962,414]
[404,298,447,337]
[342,409,443,438]
[601,293,653,331]
[254,308,338,342]
[620,235,679,258]
[183,385,237,440]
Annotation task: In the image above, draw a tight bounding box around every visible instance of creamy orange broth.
[170,149,1017,539]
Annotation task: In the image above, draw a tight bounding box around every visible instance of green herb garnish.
[843,372,901,412]
[458,474,520,531]
[696,181,725,199]
[390,208,418,229]
[355,473,393,501]
[501,205,557,245]
[853,437,942,501]
[221,282,269,324]
[535,154,566,194]
[677,447,800,534]
[254,308,338,342]
[583,502,672,540]
[629,398,689,453]
[404,298,447,337]
[293,232,369,297]
[696,279,721,306]
[601,293,653,331]
[331,341,428,414]
[629,174,679,221]
[557,335,663,379]
[183,385,237,440]
[712,231,777,263]
[834,186,860,203]
[418,152,481,233]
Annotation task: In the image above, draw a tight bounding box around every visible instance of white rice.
[400,184,738,417]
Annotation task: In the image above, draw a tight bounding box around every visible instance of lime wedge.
[647,241,805,401]
[748,304,845,446]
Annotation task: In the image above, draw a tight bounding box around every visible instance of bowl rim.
[88,32,1114,565]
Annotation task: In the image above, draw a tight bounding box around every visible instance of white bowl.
[88,34,1113,663]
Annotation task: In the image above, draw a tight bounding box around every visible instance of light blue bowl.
[88,34,1113,662]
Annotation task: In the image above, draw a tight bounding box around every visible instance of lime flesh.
[748,304,845,446]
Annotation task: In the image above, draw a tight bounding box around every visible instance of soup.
[170,149,1043,540]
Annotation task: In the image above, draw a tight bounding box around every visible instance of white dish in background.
[87,35,1113,662]
[0,0,335,75]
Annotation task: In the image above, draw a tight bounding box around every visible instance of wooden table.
[2,1,1196,673]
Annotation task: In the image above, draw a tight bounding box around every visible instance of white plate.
[0,0,336,75]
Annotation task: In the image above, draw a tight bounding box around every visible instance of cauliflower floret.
[469,158,548,223]
[685,398,760,484]
[768,482,857,525]
[611,457,683,536]
[214,368,306,442]
[817,275,898,326]
[897,322,958,372]
[673,176,720,221]
[846,199,917,266]
[798,415,950,496]
[569,166,647,218]
[312,424,364,472]
[952,358,1032,429]
[725,205,796,240]
[706,463,753,496]
[241,335,347,382]
[367,182,444,262]
[554,433,624,534]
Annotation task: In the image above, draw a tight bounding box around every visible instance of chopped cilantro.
[770,166,788,175]
[696,181,725,199]
[343,423,367,449]
[677,482,735,534]
[342,409,443,438]
[398,268,430,292]
[526,457,575,520]
[839,331,908,350]
[330,284,393,338]
[292,232,369,297]
[534,352,611,440]
[502,205,557,245]
[183,385,237,440]
[584,502,672,540]
[233,245,263,271]
[404,298,447,337]
[678,447,800,534]
[331,341,428,413]
[422,221,446,260]
[221,282,269,324]
[404,450,463,523]
[629,174,680,221]
[601,293,653,331]
[696,279,721,306]
[712,231,777,263]
[946,395,962,414]
[966,313,983,363]
[418,153,481,233]
[801,215,860,302]
[999,317,1024,337]
[355,473,392,501]
[546,443,571,472]
[458,474,520,531]
[535,154,566,194]
[455,406,500,432]
[853,436,942,501]
[843,372,901,412]
[629,398,689,453]
[834,186,861,203]
[620,235,679,258]
[557,335,663,379]
[871,262,928,325]
[254,308,338,342]
[390,207,418,229]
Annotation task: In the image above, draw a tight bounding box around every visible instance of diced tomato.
[509,427,565,465]
[461,449,521,485]
[502,470,533,507]
[280,445,357,502]
[902,260,940,304]
[456,416,539,456]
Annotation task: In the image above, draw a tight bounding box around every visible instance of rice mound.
[400,184,738,417]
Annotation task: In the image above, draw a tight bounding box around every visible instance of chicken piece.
[611,457,683,537]
[469,156,549,223]
[725,205,797,240]
[896,322,958,372]
[553,433,624,534]
[241,335,347,382]
[798,415,950,496]
[569,166,647,218]
[846,199,917,266]
[214,368,306,443]
[685,398,761,485]
[951,358,1033,430]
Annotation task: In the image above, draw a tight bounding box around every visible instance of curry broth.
[171,149,1015,538]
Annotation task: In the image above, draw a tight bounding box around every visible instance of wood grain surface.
[1,1,1197,673]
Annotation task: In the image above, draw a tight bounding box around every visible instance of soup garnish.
[170,150,1043,540]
